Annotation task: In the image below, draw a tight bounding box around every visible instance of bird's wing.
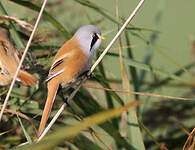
[46,51,74,82]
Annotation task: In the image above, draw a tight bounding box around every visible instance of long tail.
[18,70,38,85]
[38,81,59,137]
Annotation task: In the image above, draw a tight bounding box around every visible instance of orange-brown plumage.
[38,36,88,136]
[38,25,103,136]
[0,27,38,86]
[49,36,88,85]
[18,70,38,85]
[0,73,12,85]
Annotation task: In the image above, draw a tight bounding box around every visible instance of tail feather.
[38,82,59,137]
[18,70,38,85]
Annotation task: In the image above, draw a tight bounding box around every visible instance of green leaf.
[139,0,164,83]
[73,0,119,25]
[125,30,140,99]
[17,115,32,144]
[131,31,191,76]
[17,101,140,150]
[145,63,195,90]
[123,58,189,83]
[75,89,133,149]
[0,2,25,48]
[72,134,103,150]
[9,0,71,40]
[94,72,124,106]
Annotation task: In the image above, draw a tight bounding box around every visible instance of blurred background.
[0,0,195,149]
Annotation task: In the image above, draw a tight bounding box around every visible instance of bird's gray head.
[74,25,104,56]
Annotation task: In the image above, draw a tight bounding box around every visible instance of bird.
[38,25,104,136]
[0,72,12,86]
[0,27,38,86]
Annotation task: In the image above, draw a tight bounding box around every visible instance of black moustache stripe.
[90,33,98,51]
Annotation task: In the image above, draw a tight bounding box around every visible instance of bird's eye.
[92,33,96,38]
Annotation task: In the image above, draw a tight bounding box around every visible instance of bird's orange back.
[0,29,20,74]
[47,36,88,87]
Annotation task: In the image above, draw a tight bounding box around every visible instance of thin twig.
[0,128,14,136]
[116,0,132,138]
[84,84,192,101]
[0,15,33,32]
[0,0,48,122]
[183,128,195,150]
[1,108,31,121]
[138,119,168,150]
[37,0,145,141]
[93,131,113,150]
[116,0,131,98]
[89,0,145,74]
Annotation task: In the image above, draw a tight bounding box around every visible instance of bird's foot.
[79,70,93,79]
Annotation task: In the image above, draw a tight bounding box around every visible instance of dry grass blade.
[0,15,33,32]
[2,108,31,121]
[84,84,192,100]
[138,120,168,150]
[93,131,113,150]
[0,128,14,136]
[177,124,190,136]
[5,109,38,136]
[37,0,145,142]
[16,142,30,148]
[0,0,48,122]
[115,0,135,143]
[183,128,195,150]
[25,101,140,150]
[115,0,131,101]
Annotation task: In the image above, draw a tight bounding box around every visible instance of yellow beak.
[99,36,105,40]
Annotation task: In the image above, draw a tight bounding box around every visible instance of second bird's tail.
[18,70,38,85]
